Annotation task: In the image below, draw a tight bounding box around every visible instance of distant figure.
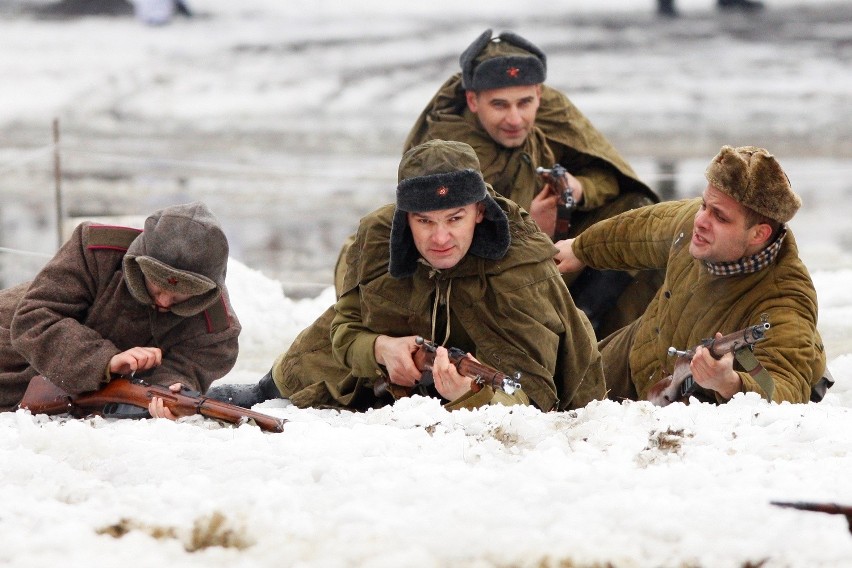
[658,0,765,17]
[133,0,191,25]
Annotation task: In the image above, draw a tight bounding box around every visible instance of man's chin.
[426,255,460,270]
[497,136,526,148]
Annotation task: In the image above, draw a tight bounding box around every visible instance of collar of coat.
[703,227,787,276]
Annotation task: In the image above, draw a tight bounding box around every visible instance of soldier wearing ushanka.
[210,140,605,412]
[556,145,831,404]
[0,202,241,419]
[396,29,664,340]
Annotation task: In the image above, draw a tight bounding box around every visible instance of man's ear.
[465,90,479,113]
[751,223,774,247]
[476,202,486,223]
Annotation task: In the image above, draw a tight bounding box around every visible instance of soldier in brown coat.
[556,146,831,404]
[0,202,241,419]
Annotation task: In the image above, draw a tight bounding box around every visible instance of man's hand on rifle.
[690,333,742,400]
[109,346,163,376]
[553,238,585,273]
[431,346,478,401]
[148,383,183,421]
[530,189,559,238]
[374,335,421,388]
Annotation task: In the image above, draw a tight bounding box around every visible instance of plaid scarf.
[704,227,787,277]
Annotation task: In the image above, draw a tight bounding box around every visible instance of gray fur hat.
[390,140,511,278]
[460,28,547,91]
[123,201,229,317]
[705,145,801,224]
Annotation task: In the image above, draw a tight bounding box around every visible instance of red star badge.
[437,186,449,196]
[506,67,520,78]
[168,277,179,286]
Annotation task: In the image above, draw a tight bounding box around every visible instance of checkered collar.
[703,227,787,277]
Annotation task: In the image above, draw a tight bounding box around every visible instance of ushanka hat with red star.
[123,202,228,317]
[460,28,547,91]
[389,140,510,278]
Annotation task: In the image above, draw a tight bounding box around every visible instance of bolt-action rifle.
[373,336,521,399]
[771,501,852,534]
[646,321,771,406]
[536,163,576,241]
[17,374,286,433]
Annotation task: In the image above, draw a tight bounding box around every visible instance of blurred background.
[1,0,850,296]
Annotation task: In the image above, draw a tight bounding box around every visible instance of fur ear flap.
[460,29,494,90]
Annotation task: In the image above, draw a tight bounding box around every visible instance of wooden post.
[53,118,63,249]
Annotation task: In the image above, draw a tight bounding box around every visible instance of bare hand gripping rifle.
[374,336,522,399]
[535,164,576,241]
[771,501,852,534]
[18,374,286,433]
[646,321,771,406]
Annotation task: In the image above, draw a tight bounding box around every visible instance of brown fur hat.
[704,145,801,224]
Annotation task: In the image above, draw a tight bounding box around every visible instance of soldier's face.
[690,184,767,263]
[407,203,485,270]
[144,277,194,312]
[466,84,541,148]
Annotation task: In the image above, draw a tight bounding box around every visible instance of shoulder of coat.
[83,224,142,252]
[201,294,233,333]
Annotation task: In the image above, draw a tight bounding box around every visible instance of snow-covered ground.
[2,1,852,566]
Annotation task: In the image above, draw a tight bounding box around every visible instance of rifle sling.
[734,347,775,401]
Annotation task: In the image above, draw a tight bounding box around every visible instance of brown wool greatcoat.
[0,212,241,411]
[274,194,605,412]
[572,198,826,403]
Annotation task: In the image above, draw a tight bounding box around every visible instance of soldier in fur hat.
[210,140,605,412]
[555,145,832,404]
[0,202,241,419]
[397,28,664,340]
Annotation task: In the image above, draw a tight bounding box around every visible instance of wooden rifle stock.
[535,163,575,241]
[771,501,852,534]
[646,321,771,406]
[374,336,521,399]
[18,375,286,433]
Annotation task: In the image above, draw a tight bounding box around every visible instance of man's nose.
[432,224,450,243]
[154,292,173,307]
[505,105,522,123]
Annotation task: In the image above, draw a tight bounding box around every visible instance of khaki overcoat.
[404,73,657,214]
[274,194,605,412]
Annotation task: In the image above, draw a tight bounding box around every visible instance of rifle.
[646,321,771,406]
[535,163,576,241]
[373,336,522,399]
[18,374,286,433]
[771,501,852,534]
